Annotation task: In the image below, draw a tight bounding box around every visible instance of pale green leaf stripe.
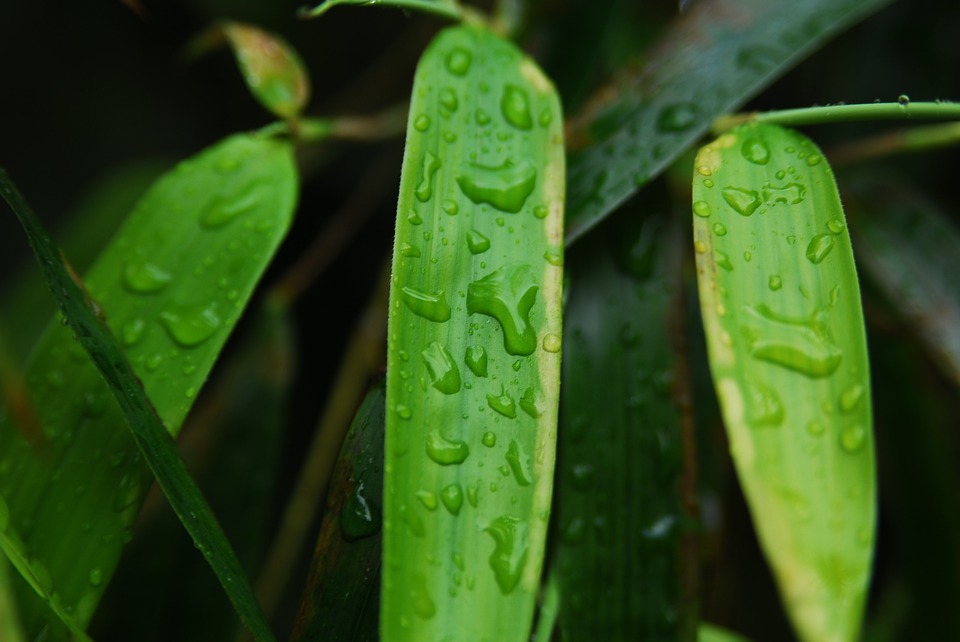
[383,24,564,642]
[564,0,892,245]
[299,0,462,20]
[851,182,960,388]
[692,123,874,642]
[0,133,295,640]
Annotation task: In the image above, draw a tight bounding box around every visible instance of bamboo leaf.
[384,24,564,642]
[692,123,874,642]
[546,210,686,640]
[299,0,463,20]
[564,0,893,245]
[0,133,297,640]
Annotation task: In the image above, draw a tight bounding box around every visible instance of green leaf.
[564,0,892,245]
[299,0,463,20]
[384,24,564,642]
[0,133,297,640]
[699,622,752,642]
[291,380,385,642]
[692,123,874,642]
[546,210,685,640]
[0,555,26,642]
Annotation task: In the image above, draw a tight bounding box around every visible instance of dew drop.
[467,264,538,356]
[505,440,533,486]
[445,48,472,76]
[465,345,488,377]
[486,385,517,419]
[741,137,771,164]
[715,250,734,271]
[543,248,563,266]
[712,222,727,236]
[415,152,441,203]
[694,241,707,254]
[542,333,561,353]
[439,87,458,112]
[500,84,533,130]
[341,479,381,541]
[826,218,846,234]
[201,191,260,229]
[762,183,806,205]
[482,431,497,447]
[741,305,843,377]
[88,567,103,587]
[475,109,492,126]
[693,201,712,218]
[806,153,822,166]
[839,383,865,413]
[484,516,528,594]
[416,490,438,511]
[745,379,784,426]
[456,159,537,213]
[400,242,421,258]
[400,286,451,322]
[160,304,221,348]
[768,275,783,291]
[519,387,541,418]
[396,404,412,420]
[122,318,146,347]
[441,199,459,215]
[413,114,431,132]
[425,430,470,465]
[440,484,464,515]
[533,204,549,219]
[421,342,461,394]
[122,261,171,294]
[806,234,835,264]
[466,230,490,254]
[722,187,762,216]
[840,425,867,453]
[656,102,699,132]
[538,108,553,127]
[411,572,436,619]
[806,419,825,436]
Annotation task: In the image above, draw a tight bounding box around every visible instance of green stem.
[713,100,960,133]
[297,0,464,21]
[828,121,960,165]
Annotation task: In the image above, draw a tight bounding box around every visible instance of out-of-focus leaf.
[546,208,685,640]
[384,23,564,642]
[692,124,874,642]
[0,554,26,642]
[291,380,385,642]
[564,0,893,245]
[299,0,462,20]
[850,180,960,387]
[0,133,296,640]
[699,622,751,642]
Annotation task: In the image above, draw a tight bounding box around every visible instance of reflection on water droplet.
[160,304,221,348]
[467,264,538,356]
[425,430,470,465]
[415,152,441,203]
[123,261,171,294]
[484,516,528,594]
[741,137,771,164]
[539,108,553,127]
[421,342,461,394]
[694,241,707,254]
[806,419,825,436]
[441,199,459,215]
[201,191,260,229]
[400,286,451,322]
[411,572,436,619]
[341,479,381,541]
[715,250,734,271]
[656,102,698,133]
[414,114,431,132]
[505,440,533,486]
[826,218,846,234]
[456,159,537,213]
[475,108,491,126]
[465,345,488,377]
[543,247,563,266]
[542,333,561,353]
[466,229,490,254]
[741,305,842,377]
[806,234,835,264]
[693,201,711,218]
[482,431,497,447]
[762,183,805,205]
[519,387,541,418]
[840,425,866,453]
[745,379,784,426]
[122,318,146,347]
[806,153,822,166]
[416,490,438,511]
[533,204,549,219]
[439,87,458,112]
[768,275,783,291]
[839,383,864,413]
[441,483,464,515]
[487,385,517,419]
[501,84,533,130]
[712,222,727,236]
[396,404,412,420]
[445,48,472,76]
[400,242,421,258]
[722,187,761,216]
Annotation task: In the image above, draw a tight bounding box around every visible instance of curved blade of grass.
[849,181,960,387]
[564,0,892,245]
[291,380,386,642]
[546,210,685,640]
[692,123,874,642]
[299,0,462,20]
[0,132,296,640]
[384,24,564,642]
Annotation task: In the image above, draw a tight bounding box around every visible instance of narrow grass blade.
[699,623,751,642]
[547,210,685,640]
[0,556,25,642]
[692,124,874,642]
[299,0,462,20]
[291,381,386,642]
[564,0,892,245]
[384,24,564,642]
[0,133,296,640]
[850,181,960,388]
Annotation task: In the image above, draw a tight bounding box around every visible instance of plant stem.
[713,100,960,133]
[828,121,960,165]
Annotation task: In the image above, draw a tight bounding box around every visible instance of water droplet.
[400,242,421,258]
[467,264,538,356]
[426,430,470,465]
[201,191,260,229]
[696,165,712,177]
[415,152,441,203]
[396,404,412,420]
[518,387,541,419]
[806,234,835,264]
[411,572,436,619]
[122,261,171,294]
[543,247,563,266]
[745,379,784,426]
[806,419,825,436]
[542,333,561,353]
[826,218,846,234]
[456,159,537,213]
[538,108,553,127]
[839,383,865,413]
[741,137,771,164]
[407,209,422,225]
[439,87,458,112]
[768,275,783,291]
[482,431,497,447]
[414,114,431,132]
[340,479,380,541]
[484,516,528,594]
[703,179,715,188]
[693,201,712,218]
[505,440,533,486]
[87,567,103,587]
[712,222,727,236]
[722,187,761,216]
[467,484,479,507]
[694,240,707,254]
[465,345,488,377]
[466,230,490,254]
[741,305,843,377]
[656,102,699,132]
[421,342,461,394]
[533,204,549,219]
[113,473,142,512]
[500,84,533,130]
[441,199,459,215]
[440,483,464,516]
[400,286,451,322]
[475,109,491,126]
[487,385,517,419]
[762,182,806,206]
[416,490,438,511]
[898,94,910,107]
[806,153,822,166]
[715,250,734,271]
[159,304,221,348]
[840,425,867,453]
[445,48,472,76]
